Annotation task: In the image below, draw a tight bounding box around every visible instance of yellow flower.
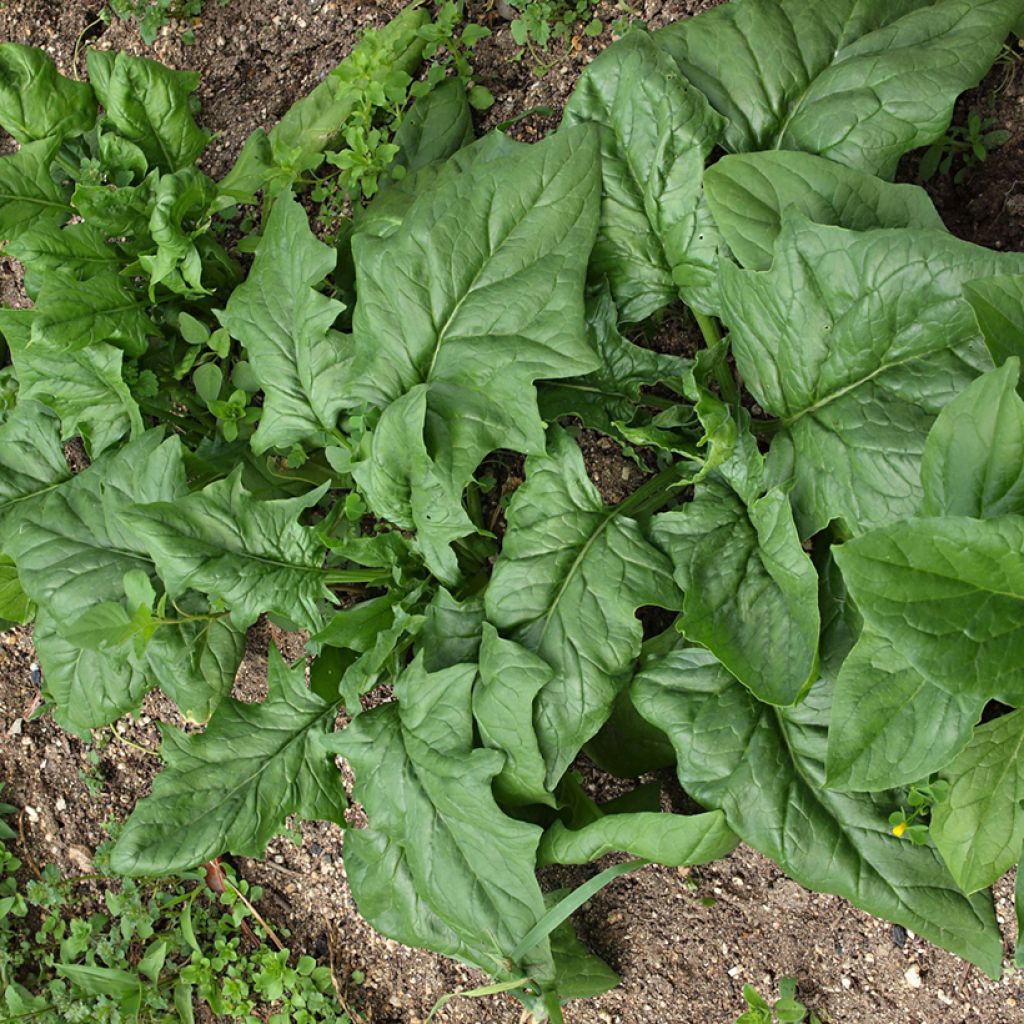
[892,821,907,838]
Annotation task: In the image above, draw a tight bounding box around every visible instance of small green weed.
[505,0,643,75]
[309,0,493,238]
[102,0,230,45]
[918,110,1012,184]
[735,977,822,1024]
[888,779,950,845]
[0,796,355,1024]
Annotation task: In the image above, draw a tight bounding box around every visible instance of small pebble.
[904,964,922,989]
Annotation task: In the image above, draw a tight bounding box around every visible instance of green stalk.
[614,463,683,521]
[693,311,740,406]
[323,568,391,585]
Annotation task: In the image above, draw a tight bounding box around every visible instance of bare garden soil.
[2,1,1024,1021]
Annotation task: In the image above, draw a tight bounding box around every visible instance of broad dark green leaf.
[353,386,474,584]
[0,138,71,243]
[5,431,185,626]
[336,655,555,984]
[123,469,333,632]
[815,542,862,683]
[834,516,1024,704]
[653,478,819,705]
[562,31,725,320]
[930,709,1024,894]
[0,400,70,536]
[139,167,219,295]
[72,173,158,240]
[110,646,346,874]
[473,624,554,808]
[546,905,620,1001]
[3,312,142,456]
[29,272,154,358]
[6,223,120,294]
[921,359,1024,517]
[964,273,1024,365]
[348,128,601,574]
[219,191,348,454]
[538,809,736,867]
[143,610,245,725]
[539,283,688,438]
[632,648,1003,977]
[0,43,96,142]
[388,77,473,179]
[0,554,33,625]
[86,49,209,172]
[486,429,680,785]
[34,609,147,737]
[704,151,944,271]
[826,630,982,791]
[657,0,1023,177]
[421,587,484,671]
[721,217,1024,536]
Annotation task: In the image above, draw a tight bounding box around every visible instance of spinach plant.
[4,0,1024,1021]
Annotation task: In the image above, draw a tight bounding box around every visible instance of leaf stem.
[614,464,683,521]
[693,312,740,406]
[323,568,391,585]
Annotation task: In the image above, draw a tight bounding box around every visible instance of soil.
[2,2,1024,1023]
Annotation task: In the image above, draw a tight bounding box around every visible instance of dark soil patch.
[902,39,1024,250]
[2,2,1024,1023]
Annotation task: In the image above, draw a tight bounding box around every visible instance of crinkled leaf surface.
[33,608,147,737]
[7,223,120,293]
[704,150,944,271]
[826,629,983,791]
[353,386,473,585]
[562,31,725,320]
[123,469,333,631]
[539,284,688,438]
[652,478,819,706]
[388,77,473,179]
[0,43,96,142]
[29,272,154,357]
[834,516,1024,704]
[964,273,1024,365]
[143,611,245,725]
[657,0,1023,177]
[930,709,1024,894]
[336,655,555,984]
[5,431,185,625]
[111,646,346,874]
[348,127,601,562]
[473,624,554,808]
[0,400,70,536]
[0,138,71,243]
[86,49,209,171]
[218,191,349,454]
[1,307,143,457]
[538,809,736,867]
[721,218,1024,536]
[486,429,680,785]
[632,648,1003,977]
[921,360,1024,517]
